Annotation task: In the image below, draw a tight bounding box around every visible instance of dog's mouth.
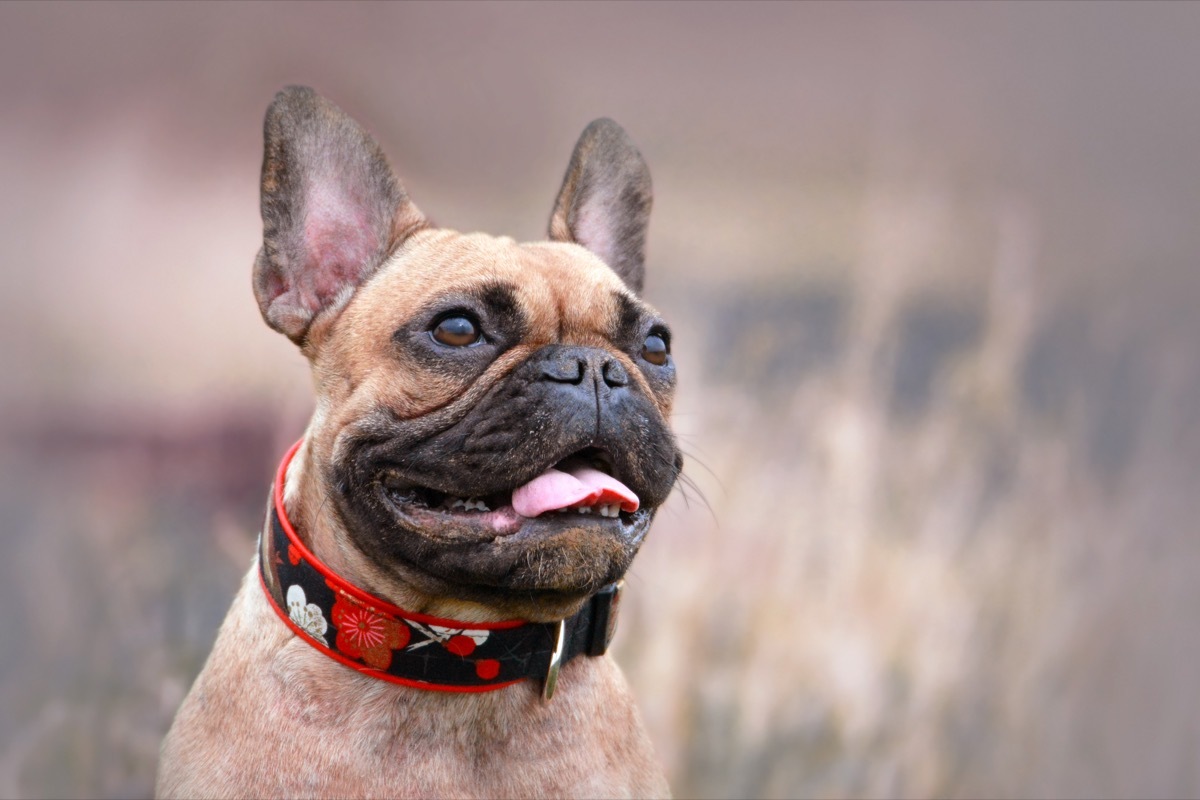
[377,447,647,540]
[336,426,677,606]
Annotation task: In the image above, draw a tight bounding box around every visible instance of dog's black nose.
[537,346,628,390]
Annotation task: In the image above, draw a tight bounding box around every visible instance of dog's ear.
[548,119,652,294]
[253,86,427,344]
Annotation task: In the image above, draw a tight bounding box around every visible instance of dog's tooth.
[577,506,592,515]
[451,499,466,509]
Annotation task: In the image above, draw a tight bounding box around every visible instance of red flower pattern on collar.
[330,592,411,670]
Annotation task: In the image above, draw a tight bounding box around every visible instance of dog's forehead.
[357,229,646,335]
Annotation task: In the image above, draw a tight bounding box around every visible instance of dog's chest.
[272,659,654,796]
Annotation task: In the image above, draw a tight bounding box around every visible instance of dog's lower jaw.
[281,450,521,624]
[157,568,671,799]
[281,448,601,624]
[277,441,652,620]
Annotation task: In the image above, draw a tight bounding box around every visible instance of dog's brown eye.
[432,316,481,347]
[641,333,669,366]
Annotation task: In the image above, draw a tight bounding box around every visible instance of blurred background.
[2,2,1199,798]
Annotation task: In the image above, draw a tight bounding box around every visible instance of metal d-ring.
[542,618,566,702]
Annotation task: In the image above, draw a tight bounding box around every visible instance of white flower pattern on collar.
[405,621,490,652]
[286,584,328,646]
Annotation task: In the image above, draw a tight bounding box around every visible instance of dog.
[156,86,680,798]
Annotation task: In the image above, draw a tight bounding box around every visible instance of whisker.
[643,444,717,524]
[678,447,725,493]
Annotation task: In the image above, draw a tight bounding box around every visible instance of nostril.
[535,346,628,389]
[602,360,628,388]
[542,357,586,385]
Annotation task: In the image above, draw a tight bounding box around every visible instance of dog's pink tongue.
[511,469,593,518]
[511,466,639,518]
[568,466,640,512]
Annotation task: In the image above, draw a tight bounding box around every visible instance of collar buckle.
[542,619,567,702]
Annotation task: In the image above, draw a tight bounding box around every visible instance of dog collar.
[258,440,622,699]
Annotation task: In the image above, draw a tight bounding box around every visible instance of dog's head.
[252,87,680,619]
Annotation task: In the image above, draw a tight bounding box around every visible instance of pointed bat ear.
[252,86,428,344]
[548,118,653,294]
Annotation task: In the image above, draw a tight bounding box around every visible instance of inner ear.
[548,118,652,294]
[253,86,427,344]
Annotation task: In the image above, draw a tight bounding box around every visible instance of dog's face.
[251,88,680,618]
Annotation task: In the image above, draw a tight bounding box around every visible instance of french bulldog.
[156,86,680,798]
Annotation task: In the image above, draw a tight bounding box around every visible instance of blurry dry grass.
[3,3,1200,799]
[614,179,1200,798]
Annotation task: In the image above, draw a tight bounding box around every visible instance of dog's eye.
[641,332,669,366]
[431,315,481,347]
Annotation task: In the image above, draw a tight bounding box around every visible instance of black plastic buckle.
[585,580,624,657]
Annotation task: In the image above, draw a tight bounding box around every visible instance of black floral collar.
[258,441,622,699]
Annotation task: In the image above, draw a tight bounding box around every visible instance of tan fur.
[158,569,667,799]
[158,230,671,798]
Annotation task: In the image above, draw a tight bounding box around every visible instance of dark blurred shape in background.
[2,3,1199,798]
